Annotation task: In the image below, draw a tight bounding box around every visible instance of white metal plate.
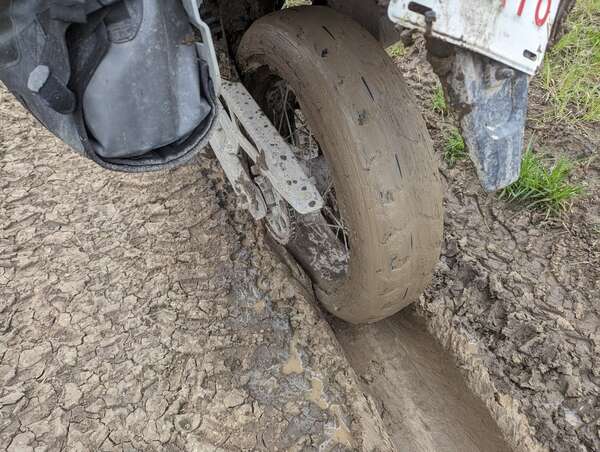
[220,81,324,215]
[388,0,561,75]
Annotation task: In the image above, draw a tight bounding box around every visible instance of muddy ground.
[0,37,598,452]
[0,88,397,451]
[392,40,600,452]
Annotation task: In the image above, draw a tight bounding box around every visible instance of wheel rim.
[265,79,351,256]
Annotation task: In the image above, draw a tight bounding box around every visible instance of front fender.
[428,41,529,192]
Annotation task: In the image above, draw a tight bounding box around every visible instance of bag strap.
[26,0,121,114]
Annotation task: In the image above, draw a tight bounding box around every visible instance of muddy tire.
[237,6,443,323]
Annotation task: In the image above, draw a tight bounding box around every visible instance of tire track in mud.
[393,38,600,452]
[332,310,511,452]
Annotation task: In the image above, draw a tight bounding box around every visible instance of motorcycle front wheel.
[238,6,443,324]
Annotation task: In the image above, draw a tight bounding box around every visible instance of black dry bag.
[0,0,217,172]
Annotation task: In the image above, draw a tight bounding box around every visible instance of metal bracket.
[182,0,222,94]
[209,112,268,220]
[209,81,324,221]
[184,1,322,222]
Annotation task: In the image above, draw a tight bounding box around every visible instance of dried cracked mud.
[0,87,393,451]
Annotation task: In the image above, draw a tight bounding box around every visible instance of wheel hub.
[254,175,296,244]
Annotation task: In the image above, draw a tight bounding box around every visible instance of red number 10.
[505,0,552,26]
[534,0,552,26]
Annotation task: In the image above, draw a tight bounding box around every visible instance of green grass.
[500,146,582,216]
[443,128,466,167]
[386,42,406,59]
[540,0,600,123]
[284,0,310,6]
[432,85,447,116]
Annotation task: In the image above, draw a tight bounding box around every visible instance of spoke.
[283,107,296,146]
[323,205,349,253]
[268,80,350,253]
[321,179,334,199]
[277,84,291,134]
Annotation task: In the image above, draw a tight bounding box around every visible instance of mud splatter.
[306,376,329,410]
